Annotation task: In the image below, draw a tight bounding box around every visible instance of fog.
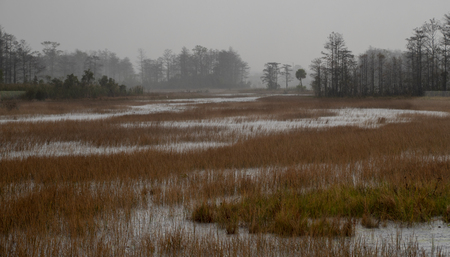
[1,0,449,75]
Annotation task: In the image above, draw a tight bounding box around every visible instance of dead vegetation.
[0,100,19,111]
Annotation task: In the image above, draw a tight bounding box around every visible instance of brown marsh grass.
[2,227,442,256]
[0,90,220,116]
[2,95,450,255]
[0,98,135,116]
[0,120,228,152]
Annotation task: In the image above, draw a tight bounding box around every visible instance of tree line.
[136,46,250,89]
[0,26,137,87]
[0,69,144,100]
[0,26,145,99]
[0,25,251,92]
[309,13,450,97]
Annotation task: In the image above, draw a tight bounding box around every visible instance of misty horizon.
[2,1,449,73]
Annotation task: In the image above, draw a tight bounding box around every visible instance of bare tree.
[280,64,293,88]
[441,13,450,91]
[0,26,4,83]
[406,28,426,95]
[309,59,322,95]
[162,49,176,82]
[41,41,62,78]
[84,54,101,79]
[136,48,146,84]
[423,18,441,90]
[322,32,352,96]
[192,45,208,77]
[377,52,385,95]
[17,39,32,82]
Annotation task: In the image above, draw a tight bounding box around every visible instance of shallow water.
[126,200,450,255]
[0,96,264,124]
[126,108,449,135]
[3,174,449,255]
[0,141,230,160]
[2,102,448,161]
[356,220,450,255]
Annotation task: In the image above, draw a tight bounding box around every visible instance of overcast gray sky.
[1,0,449,73]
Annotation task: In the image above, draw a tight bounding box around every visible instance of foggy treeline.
[0,25,250,91]
[0,27,136,87]
[137,46,249,89]
[310,13,450,97]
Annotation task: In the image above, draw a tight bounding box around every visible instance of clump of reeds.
[0,100,19,111]
[216,201,240,235]
[443,205,450,223]
[191,202,215,223]
[307,218,354,237]
[191,200,355,237]
[361,212,379,228]
[157,227,188,255]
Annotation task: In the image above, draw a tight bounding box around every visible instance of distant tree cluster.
[310,13,450,97]
[261,62,282,90]
[0,27,42,85]
[0,26,136,87]
[261,62,306,90]
[0,70,143,100]
[136,46,250,89]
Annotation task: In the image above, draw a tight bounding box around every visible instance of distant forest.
[0,26,249,91]
[309,13,450,97]
[0,33,137,87]
[136,47,249,90]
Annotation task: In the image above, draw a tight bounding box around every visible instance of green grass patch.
[192,181,450,237]
[0,91,25,99]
